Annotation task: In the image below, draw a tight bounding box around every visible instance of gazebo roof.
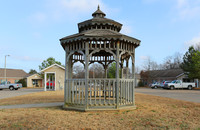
[60,29,140,47]
[60,6,141,50]
[92,5,106,17]
[78,17,122,32]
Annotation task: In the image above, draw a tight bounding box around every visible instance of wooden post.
[116,41,120,109]
[44,72,46,91]
[121,60,124,79]
[131,53,135,106]
[64,47,69,104]
[68,55,73,103]
[105,56,107,78]
[126,58,129,79]
[85,41,89,109]
[104,65,108,78]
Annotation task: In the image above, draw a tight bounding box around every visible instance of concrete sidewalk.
[0,102,63,109]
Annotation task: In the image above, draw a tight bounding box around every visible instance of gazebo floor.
[63,99,135,111]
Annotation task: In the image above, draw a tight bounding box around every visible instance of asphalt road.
[135,87,200,103]
[0,88,44,99]
[0,87,199,109]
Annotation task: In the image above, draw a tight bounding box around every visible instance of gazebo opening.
[89,63,104,78]
[60,6,140,111]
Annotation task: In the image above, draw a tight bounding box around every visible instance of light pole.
[4,55,10,83]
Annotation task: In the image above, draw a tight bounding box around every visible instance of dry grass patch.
[0,92,200,129]
[0,91,64,106]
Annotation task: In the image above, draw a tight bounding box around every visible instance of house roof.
[147,69,184,78]
[26,73,42,78]
[41,64,65,72]
[0,68,28,78]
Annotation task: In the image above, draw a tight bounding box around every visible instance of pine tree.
[180,46,200,79]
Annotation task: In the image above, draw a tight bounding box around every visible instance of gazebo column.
[68,56,73,103]
[131,54,135,106]
[121,60,124,78]
[85,41,89,109]
[104,65,108,78]
[104,56,108,78]
[126,58,129,79]
[64,50,69,104]
[115,41,120,109]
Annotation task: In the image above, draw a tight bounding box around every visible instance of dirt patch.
[0,92,200,129]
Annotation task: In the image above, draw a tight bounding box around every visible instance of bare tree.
[173,52,182,68]
[73,64,85,78]
[89,63,104,78]
[143,56,159,71]
[162,52,182,69]
[135,66,141,74]
[162,56,173,69]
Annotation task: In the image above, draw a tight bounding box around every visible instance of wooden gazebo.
[60,6,140,111]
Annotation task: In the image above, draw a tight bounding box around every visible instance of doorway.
[44,72,56,91]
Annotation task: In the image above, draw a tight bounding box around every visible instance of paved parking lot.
[135,87,200,103]
[1,87,199,104]
[0,88,43,99]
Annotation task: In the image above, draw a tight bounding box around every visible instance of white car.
[150,82,160,89]
[0,82,22,90]
[164,80,195,90]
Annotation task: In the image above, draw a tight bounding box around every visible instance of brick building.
[0,68,28,84]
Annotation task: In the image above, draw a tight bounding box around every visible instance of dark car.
[161,81,171,88]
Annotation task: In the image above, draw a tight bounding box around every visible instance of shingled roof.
[60,6,141,49]
[148,69,184,78]
[0,68,28,78]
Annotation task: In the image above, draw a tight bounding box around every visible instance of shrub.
[17,78,27,87]
[138,81,144,87]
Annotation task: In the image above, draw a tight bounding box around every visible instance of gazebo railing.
[65,78,135,108]
[88,79,116,106]
[66,79,86,105]
[119,79,134,105]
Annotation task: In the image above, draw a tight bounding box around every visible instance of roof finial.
[92,5,106,18]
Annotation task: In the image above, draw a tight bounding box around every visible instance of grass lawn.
[0,91,200,129]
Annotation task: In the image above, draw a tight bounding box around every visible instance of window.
[176,80,180,84]
[32,80,38,85]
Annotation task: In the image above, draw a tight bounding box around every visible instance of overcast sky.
[0,0,200,72]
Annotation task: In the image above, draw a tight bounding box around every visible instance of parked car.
[164,80,195,90]
[150,82,161,89]
[160,81,171,88]
[0,81,22,90]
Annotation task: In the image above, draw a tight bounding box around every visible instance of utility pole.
[4,55,10,83]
